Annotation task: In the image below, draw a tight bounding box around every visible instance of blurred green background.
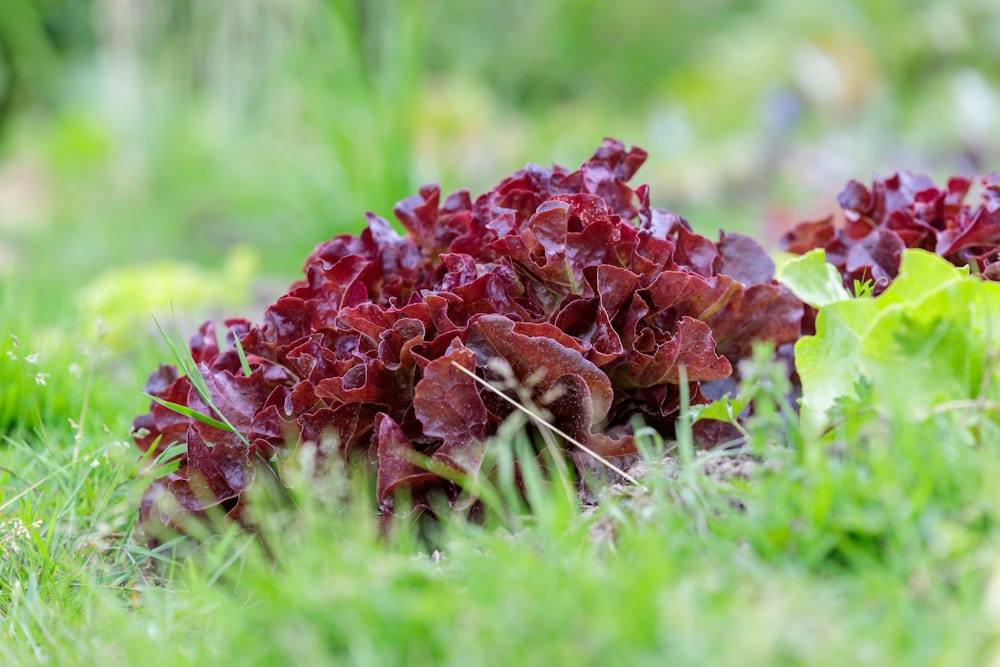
[3,0,1000,332]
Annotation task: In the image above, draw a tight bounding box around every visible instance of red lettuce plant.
[781,171,1000,291]
[133,139,803,535]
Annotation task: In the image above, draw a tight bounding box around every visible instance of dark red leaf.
[611,316,732,389]
[413,339,488,472]
[936,207,1000,259]
[844,228,905,284]
[187,363,270,444]
[718,232,775,286]
[375,413,440,511]
[168,427,245,513]
[778,217,837,256]
[298,403,379,458]
[465,314,614,424]
[672,225,721,278]
[703,284,804,359]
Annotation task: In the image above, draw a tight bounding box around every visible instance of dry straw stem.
[450,361,644,487]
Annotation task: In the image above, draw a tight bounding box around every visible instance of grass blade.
[143,393,235,433]
[233,333,253,378]
[451,362,644,487]
[150,311,253,447]
[152,314,204,393]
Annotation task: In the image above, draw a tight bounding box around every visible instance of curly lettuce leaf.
[795,249,1000,431]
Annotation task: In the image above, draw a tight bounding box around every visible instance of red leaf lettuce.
[780,171,1000,291]
[133,139,802,535]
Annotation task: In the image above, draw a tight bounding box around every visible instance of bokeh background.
[3,0,1000,335]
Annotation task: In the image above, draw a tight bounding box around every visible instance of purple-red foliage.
[780,172,1000,290]
[133,139,803,534]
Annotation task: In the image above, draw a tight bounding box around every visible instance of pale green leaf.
[775,249,851,309]
[875,249,966,309]
[690,394,750,424]
[795,298,877,431]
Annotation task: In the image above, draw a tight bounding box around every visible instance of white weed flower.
[34,373,49,386]
[0,518,41,557]
[24,353,39,365]
[68,363,83,378]
[5,350,16,361]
